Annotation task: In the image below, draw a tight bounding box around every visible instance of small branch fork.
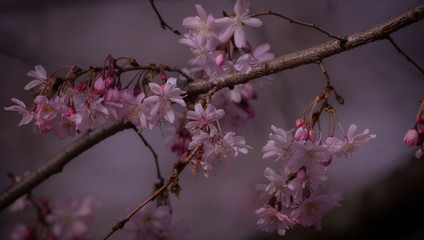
[101,144,202,240]
[387,35,424,75]
[250,11,346,43]
[149,0,181,35]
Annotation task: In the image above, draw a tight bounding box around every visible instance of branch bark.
[185,2,424,96]
[1,2,423,212]
[0,121,133,211]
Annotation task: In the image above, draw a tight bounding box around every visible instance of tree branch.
[1,2,423,212]
[0,121,134,211]
[185,2,424,96]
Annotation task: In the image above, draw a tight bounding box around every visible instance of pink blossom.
[290,192,343,230]
[262,125,294,162]
[24,65,47,90]
[182,4,219,50]
[403,128,419,147]
[46,196,98,240]
[4,98,34,126]
[290,141,329,172]
[215,0,262,48]
[124,203,175,240]
[144,78,186,125]
[287,167,328,204]
[185,103,225,131]
[234,43,274,74]
[326,124,376,158]
[255,205,293,236]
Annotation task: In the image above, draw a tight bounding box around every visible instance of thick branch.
[1,2,423,212]
[0,121,133,211]
[185,2,424,96]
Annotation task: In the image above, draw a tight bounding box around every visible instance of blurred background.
[0,0,423,239]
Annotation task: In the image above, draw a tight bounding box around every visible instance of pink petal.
[243,17,263,27]
[234,27,246,48]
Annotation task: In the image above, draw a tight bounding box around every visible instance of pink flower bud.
[297,168,307,183]
[295,127,308,141]
[105,76,114,87]
[215,51,225,68]
[161,72,167,81]
[296,118,304,128]
[404,129,419,147]
[94,77,106,95]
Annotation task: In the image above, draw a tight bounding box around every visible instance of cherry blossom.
[144,77,186,125]
[215,0,262,48]
[185,103,225,131]
[255,205,293,236]
[4,98,34,126]
[24,65,47,90]
[46,196,98,240]
[326,124,376,158]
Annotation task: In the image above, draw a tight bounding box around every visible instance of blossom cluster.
[255,123,376,235]
[8,177,99,240]
[123,202,188,240]
[4,63,187,138]
[403,100,424,158]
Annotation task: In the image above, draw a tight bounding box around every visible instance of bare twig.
[149,0,181,35]
[387,35,424,75]
[132,126,163,183]
[101,144,202,240]
[250,10,346,42]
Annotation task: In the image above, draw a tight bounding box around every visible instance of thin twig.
[149,0,181,35]
[101,144,202,240]
[250,11,346,42]
[132,126,163,183]
[387,35,424,75]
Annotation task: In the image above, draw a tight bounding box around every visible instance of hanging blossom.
[255,123,375,236]
[46,196,99,240]
[144,77,187,125]
[4,98,34,126]
[123,202,188,240]
[24,65,48,90]
[215,0,263,48]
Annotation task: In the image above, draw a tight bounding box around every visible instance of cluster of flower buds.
[254,91,376,235]
[403,100,424,158]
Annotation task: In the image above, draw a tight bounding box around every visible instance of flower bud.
[215,51,225,68]
[295,127,308,141]
[296,118,304,128]
[105,76,114,87]
[404,129,419,147]
[93,77,106,95]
